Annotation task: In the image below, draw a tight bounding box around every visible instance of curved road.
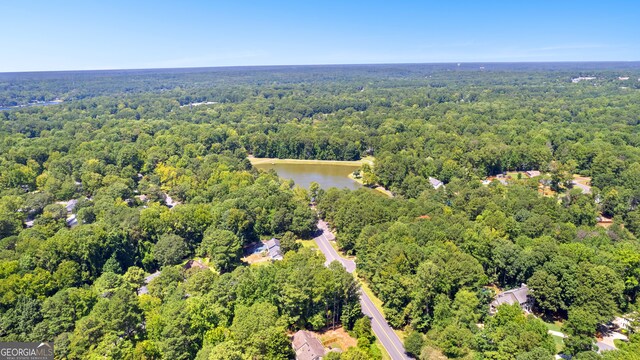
[571,180,592,194]
[314,220,412,360]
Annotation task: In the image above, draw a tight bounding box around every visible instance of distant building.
[490,284,532,314]
[66,214,78,228]
[266,238,283,260]
[56,199,78,213]
[619,77,629,81]
[495,174,508,185]
[292,330,325,360]
[572,76,596,83]
[184,259,207,270]
[429,177,444,189]
[525,170,541,178]
[164,193,178,208]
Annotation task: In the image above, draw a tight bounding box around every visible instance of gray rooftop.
[266,238,283,260]
[138,271,162,295]
[429,177,444,189]
[292,330,325,360]
[492,284,529,308]
[66,199,78,212]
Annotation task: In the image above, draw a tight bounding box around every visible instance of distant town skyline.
[1,0,638,72]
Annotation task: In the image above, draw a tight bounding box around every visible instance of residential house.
[429,177,444,189]
[495,174,508,185]
[490,284,532,314]
[292,330,325,360]
[184,259,207,270]
[65,199,78,213]
[137,271,161,295]
[572,76,596,83]
[66,214,78,228]
[56,199,79,228]
[266,238,283,260]
[525,170,541,178]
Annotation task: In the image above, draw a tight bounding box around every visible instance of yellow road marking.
[317,220,406,358]
[361,293,406,359]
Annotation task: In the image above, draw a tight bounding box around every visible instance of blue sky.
[1,0,638,72]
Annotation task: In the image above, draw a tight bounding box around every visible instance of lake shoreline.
[348,173,394,198]
[247,155,373,167]
[250,156,365,190]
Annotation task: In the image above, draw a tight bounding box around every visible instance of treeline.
[6,65,640,209]
[2,64,640,358]
[2,247,361,359]
[317,183,640,359]
[0,108,372,358]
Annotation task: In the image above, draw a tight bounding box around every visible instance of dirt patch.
[317,327,358,352]
[597,214,616,229]
[241,252,270,265]
[538,184,557,197]
[572,175,592,186]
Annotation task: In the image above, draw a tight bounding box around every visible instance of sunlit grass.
[297,239,318,249]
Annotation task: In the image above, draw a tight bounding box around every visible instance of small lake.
[253,163,362,190]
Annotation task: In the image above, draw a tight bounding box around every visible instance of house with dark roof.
[490,284,532,314]
[266,238,283,260]
[292,330,325,360]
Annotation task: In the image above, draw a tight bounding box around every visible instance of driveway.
[572,180,592,194]
[138,270,161,295]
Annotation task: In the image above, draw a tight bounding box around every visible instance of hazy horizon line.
[2,60,640,75]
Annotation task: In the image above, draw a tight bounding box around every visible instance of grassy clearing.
[506,171,527,180]
[552,335,565,353]
[248,156,365,166]
[544,321,563,333]
[360,156,375,167]
[297,239,317,249]
[543,321,565,353]
[348,173,393,198]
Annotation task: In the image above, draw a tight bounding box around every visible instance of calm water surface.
[254,163,361,190]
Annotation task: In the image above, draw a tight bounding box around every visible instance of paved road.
[595,341,616,353]
[315,220,356,272]
[313,220,411,360]
[547,330,567,338]
[137,271,161,295]
[572,180,592,194]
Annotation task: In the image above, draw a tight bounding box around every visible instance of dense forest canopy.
[1,63,640,359]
